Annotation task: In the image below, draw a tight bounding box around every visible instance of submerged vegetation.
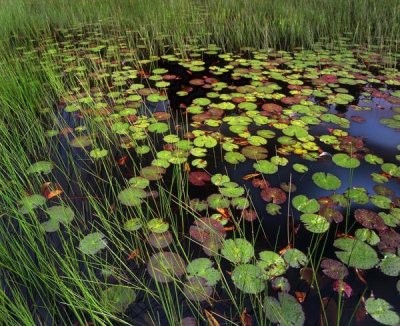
[1,1,400,325]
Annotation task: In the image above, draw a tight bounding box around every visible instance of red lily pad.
[260,187,287,204]
[189,171,211,186]
[354,209,386,231]
[320,258,349,280]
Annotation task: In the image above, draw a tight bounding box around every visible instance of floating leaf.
[207,194,230,209]
[118,187,146,206]
[18,194,46,214]
[292,195,320,213]
[183,277,213,302]
[147,252,186,283]
[257,251,287,279]
[253,160,278,174]
[365,298,400,325]
[264,293,305,326]
[312,172,341,190]
[27,161,54,174]
[90,148,108,159]
[379,254,400,276]
[283,249,308,268]
[101,285,136,313]
[354,209,385,230]
[147,218,169,233]
[370,194,392,209]
[320,259,349,280]
[186,258,221,286]
[293,163,308,173]
[79,232,107,255]
[332,153,360,168]
[300,213,329,233]
[189,171,211,186]
[334,238,378,270]
[221,238,254,264]
[231,264,265,294]
[123,218,142,231]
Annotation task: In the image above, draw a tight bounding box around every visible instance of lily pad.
[253,160,278,174]
[292,195,320,213]
[147,218,169,233]
[334,238,378,270]
[101,285,136,313]
[283,249,308,268]
[332,153,360,168]
[79,232,107,255]
[231,264,265,294]
[379,254,400,276]
[186,258,221,286]
[221,238,254,264]
[312,172,341,190]
[264,293,305,326]
[257,251,287,279]
[118,187,146,206]
[147,251,186,283]
[27,161,54,174]
[18,194,46,214]
[300,214,330,233]
[365,297,400,325]
[123,218,142,231]
[320,258,349,280]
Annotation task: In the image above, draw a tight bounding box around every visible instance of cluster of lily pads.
[16,27,400,325]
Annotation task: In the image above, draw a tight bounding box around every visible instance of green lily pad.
[128,176,149,189]
[221,238,254,264]
[123,218,142,231]
[211,174,230,186]
[193,135,218,148]
[18,194,46,214]
[118,187,146,206]
[365,297,400,325]
[264,293,305,326]
[231,264,265,294]
[300,213,330,233]
[379,254,400,276]
[70,135,93,148]
[46,205,74,224]
[370,194,392,209]
[334,238,378,270]
[147,218,169,233]
[224,151,246,164]
[219,184,245,198]
[293,163,308,173]
[381,163,400,177]
[283,249,308,268]
[90,148,108,159]
[253,160,278,174]
[312,172,341,190]
[257,251,287,279]
[186,258,221,286]
[355,228,380,245]
[79,232,107,255]
[364,154,384,165]
[292,195,320,213]
[27,161,54,174]
[207,193,230,209]
[101,285,136,313]
[332,153,360,168]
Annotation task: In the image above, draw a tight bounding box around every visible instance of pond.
[4,28,400,326]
